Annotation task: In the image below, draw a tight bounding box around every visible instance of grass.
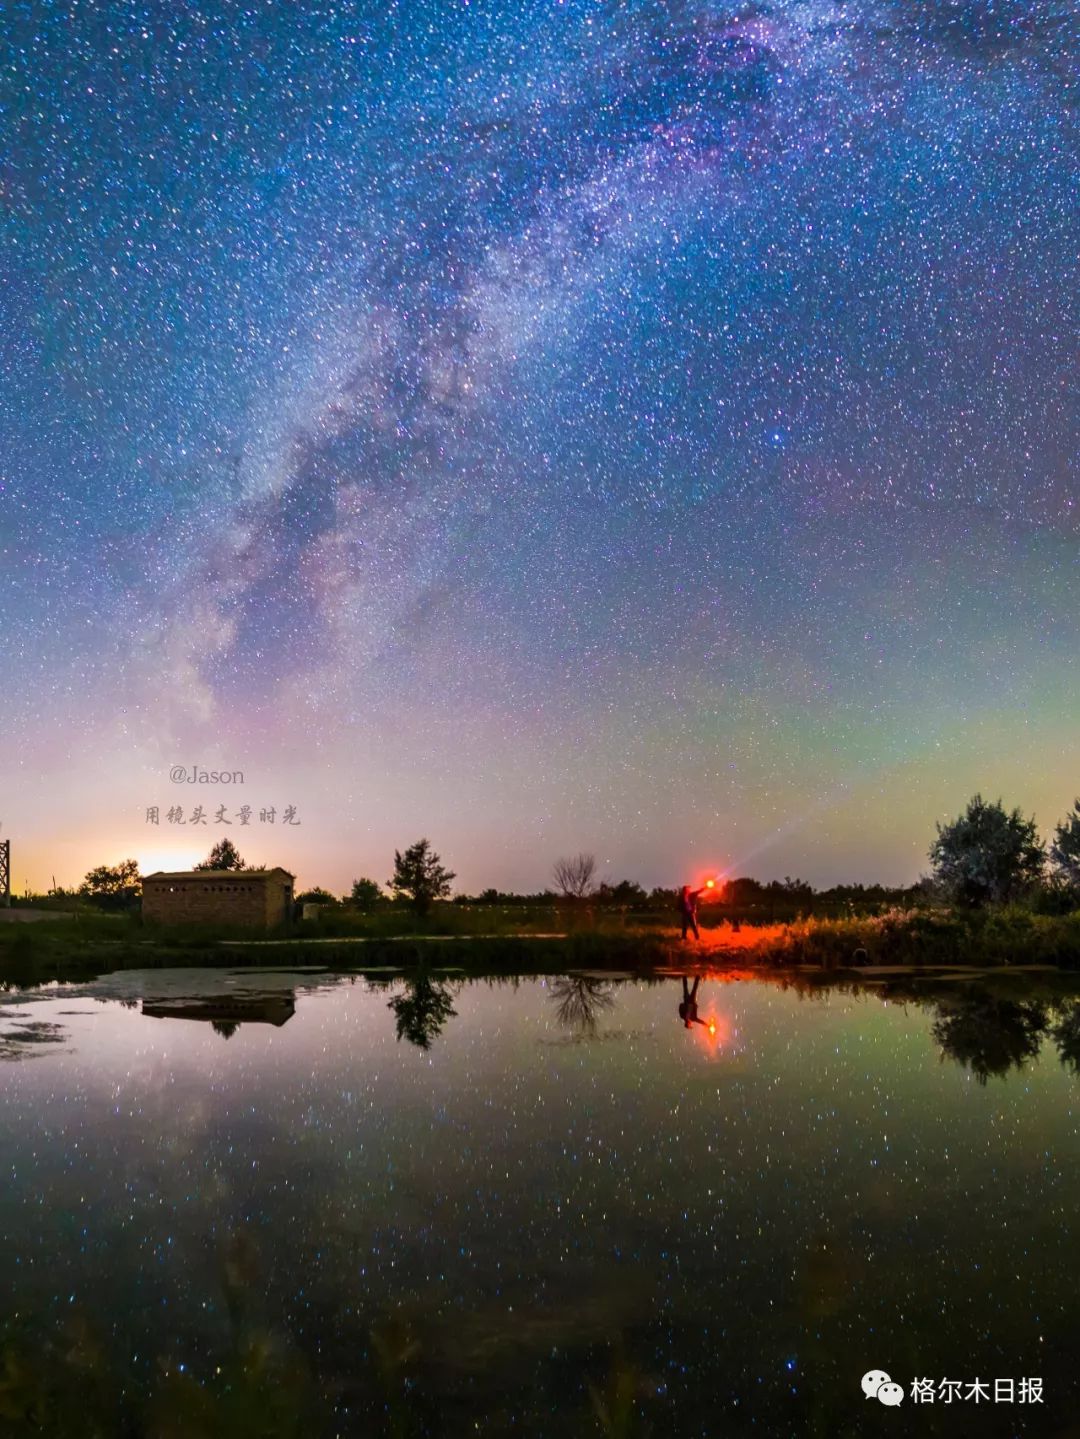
[744,905,1080,969]
[3,902,1080,989]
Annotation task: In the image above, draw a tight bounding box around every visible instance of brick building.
[141,868,294,929]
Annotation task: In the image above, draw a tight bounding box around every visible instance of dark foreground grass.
[2,905,1080,988]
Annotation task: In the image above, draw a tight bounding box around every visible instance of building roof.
[143,868,294,881]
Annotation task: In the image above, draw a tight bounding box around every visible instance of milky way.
[1,1,1077,891]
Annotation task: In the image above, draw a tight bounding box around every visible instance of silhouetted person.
[678,976,708,1029]
[678,884,704,941]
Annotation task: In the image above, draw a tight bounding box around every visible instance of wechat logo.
[862,1370,904,1407]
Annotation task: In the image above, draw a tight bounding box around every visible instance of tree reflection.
[1050,999,1080,1076]
[931,995,1048,1084]
[549,975,615,1036]
[388,969,458,1050]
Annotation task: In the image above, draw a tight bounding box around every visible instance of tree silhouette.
[350,877,383,909]
[1050,800,1080,890]
[295,887,337,907]
[930,795,1044,906]
[79,858,141,910]
[388,970,458,1049]
[388,839,454,915]
[552,853,597,899]
[194,838,246,871]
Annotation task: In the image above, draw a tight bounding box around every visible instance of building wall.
[143,877,291,929]
[263,882,291,928]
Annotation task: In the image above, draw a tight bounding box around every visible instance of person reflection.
[678,976,709,1030]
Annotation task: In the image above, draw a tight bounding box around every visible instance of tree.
[929,794,1045,906]
[350,877,383,909]
[194,838,246,872]
[79,859,141,910]
[1050,800,1080,889]
[295,887,338,908]
[596,879,646,906]
[552,852,597,899]
[388,839,455,915]
[724,877,765,905]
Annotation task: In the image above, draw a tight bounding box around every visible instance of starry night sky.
[1,0,1077,893]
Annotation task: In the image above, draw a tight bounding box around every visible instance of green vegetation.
[746,906,1080,969]
[5,902,1080,992]
[6,792,1080,986]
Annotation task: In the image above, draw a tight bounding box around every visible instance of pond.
[1,965,1078,1437]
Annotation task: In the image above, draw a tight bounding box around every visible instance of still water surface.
[1,966,1077,1437]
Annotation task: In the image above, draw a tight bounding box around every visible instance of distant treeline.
[443,878,922,909]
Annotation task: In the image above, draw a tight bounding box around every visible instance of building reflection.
[141,993,296,1035]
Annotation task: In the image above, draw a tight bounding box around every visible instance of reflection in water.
[4,969,1080,1434]
[1051,998,1080,1075]
[678,975,706,1030]
[930,994,1048,1084]
[0,1015,66,1061]
[388,969,458,1050]
[142,994,296,1033]
[549,975,615,1036]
